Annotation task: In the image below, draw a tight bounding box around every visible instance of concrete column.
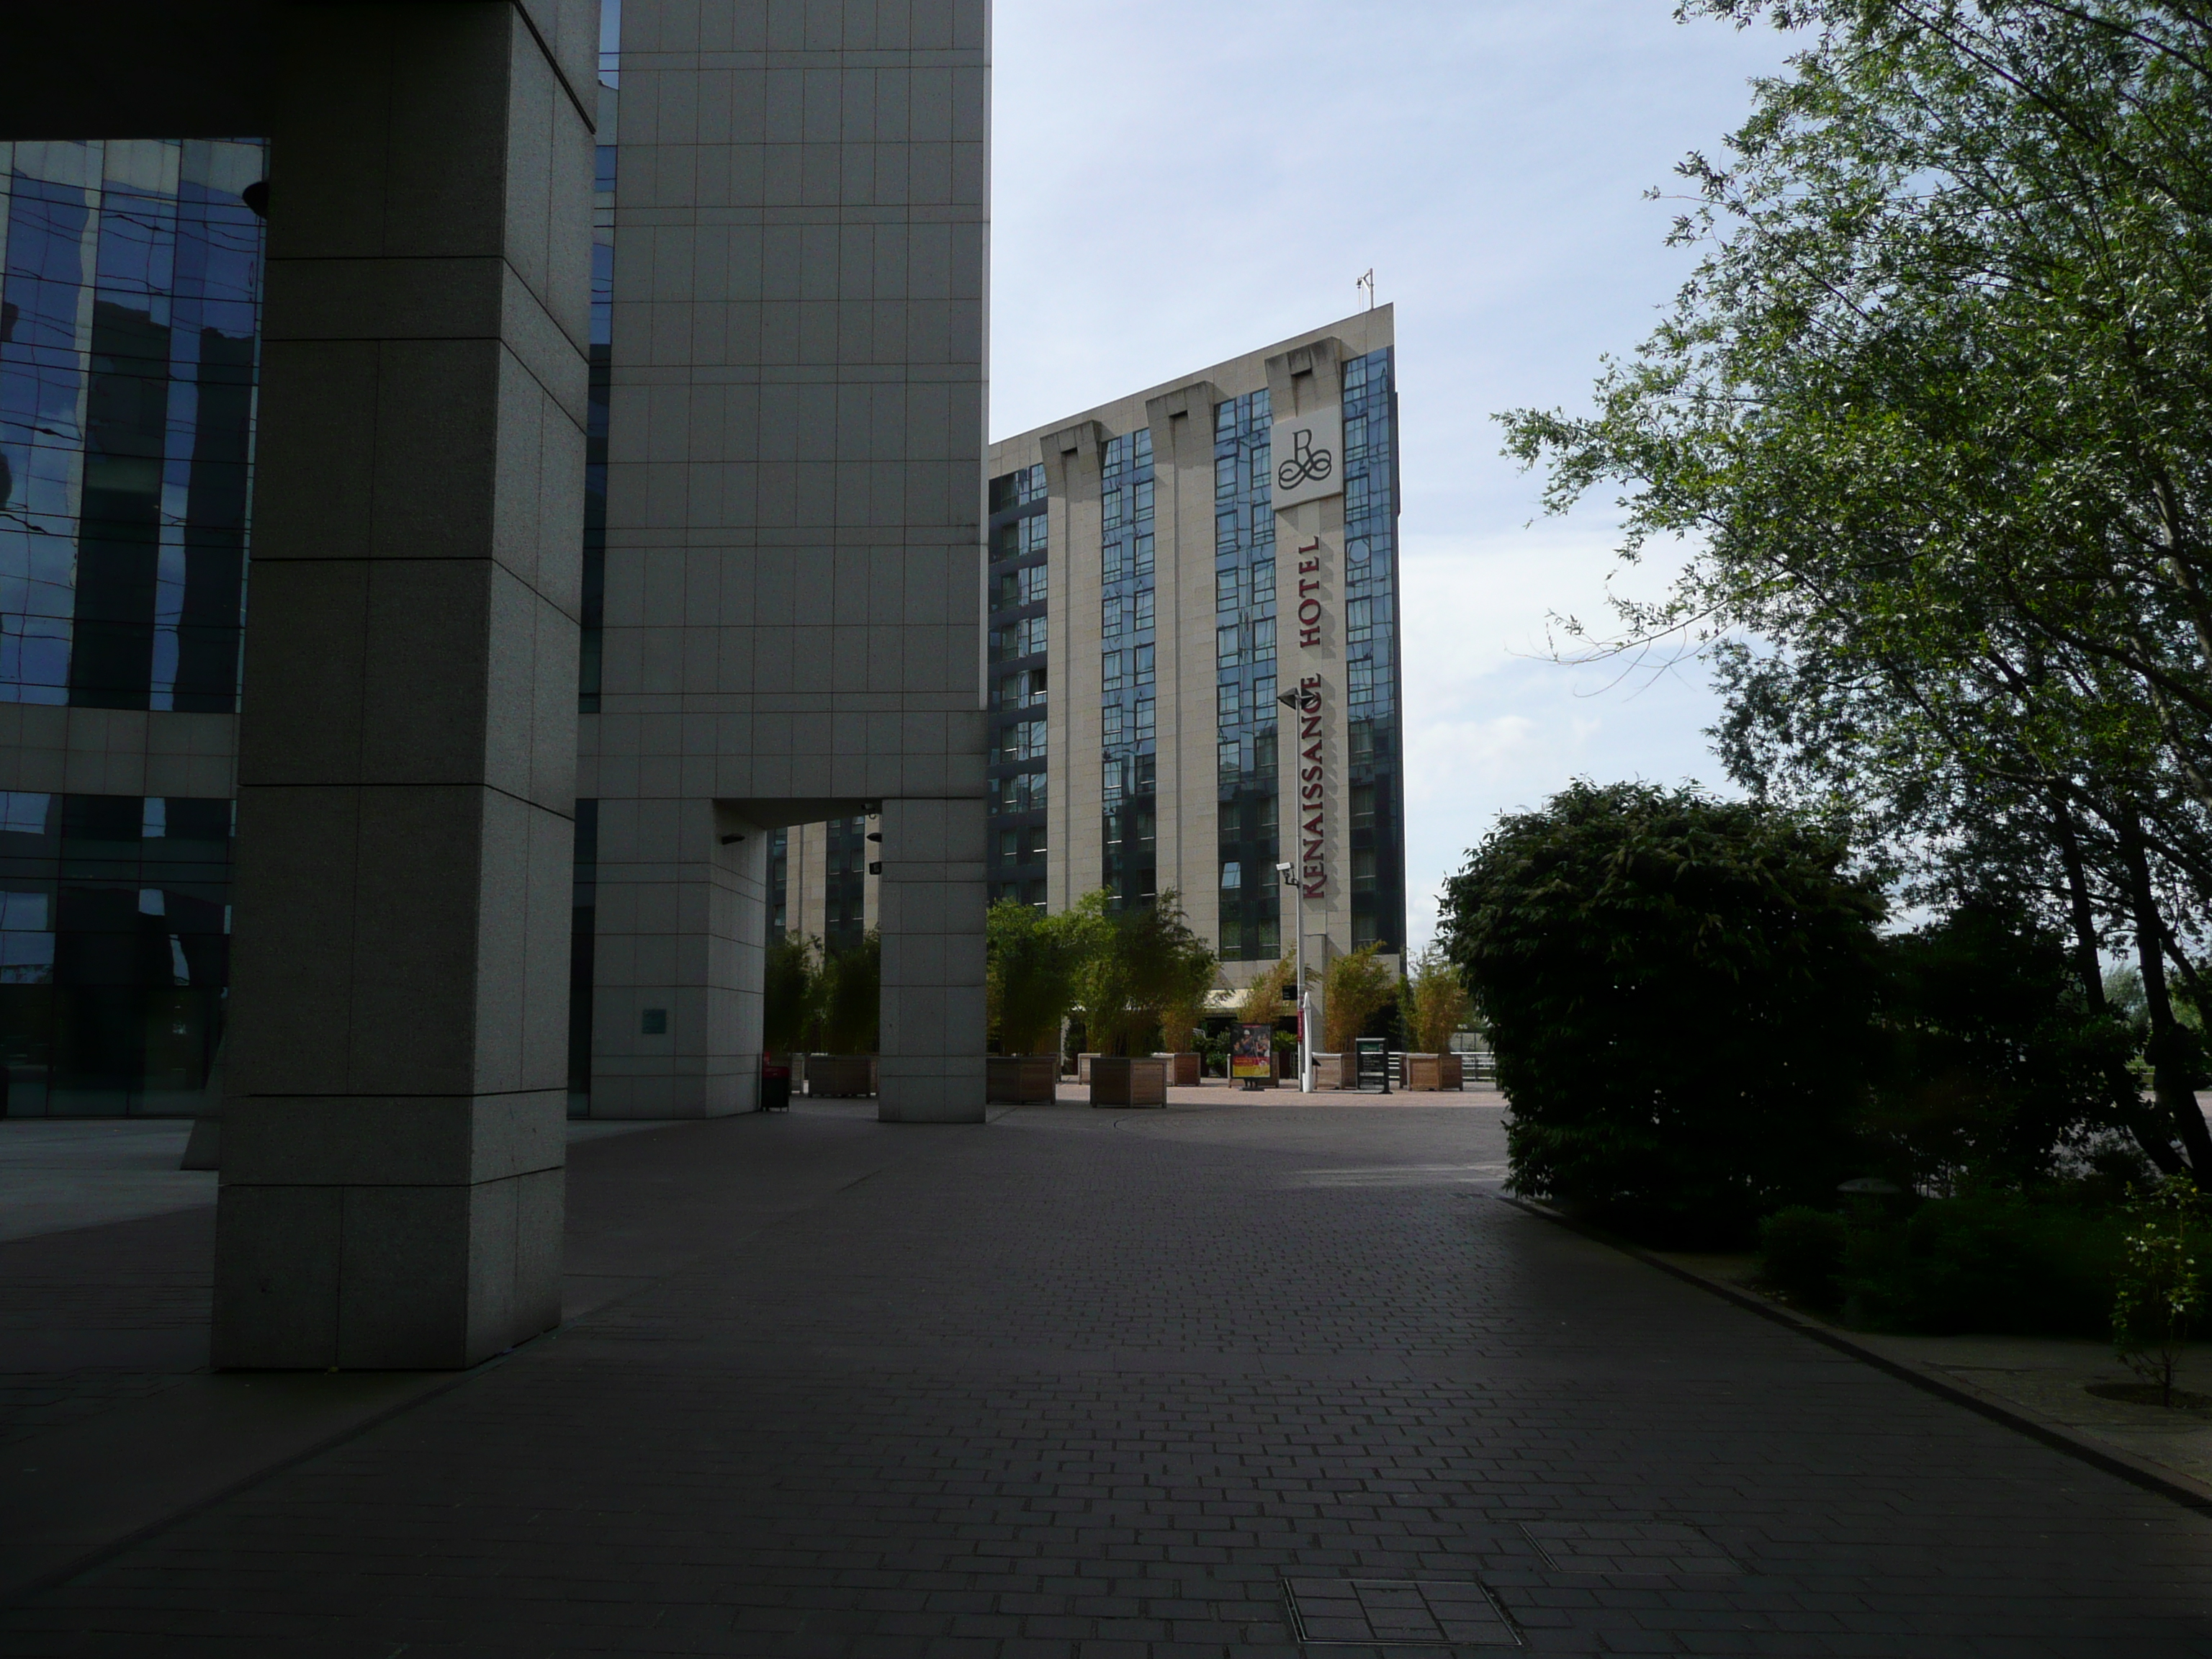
[878,795,987,1123]
[587,795,758,1118]
[593,0,991,1124]
[213,1,595,1369]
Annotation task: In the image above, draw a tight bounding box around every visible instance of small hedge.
[1758,1193,2133,1336]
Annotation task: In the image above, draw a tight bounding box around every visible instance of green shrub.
[1439,781,1884,1246]
[1758,1206,1849,1310]
[1841,1192,2124,1336]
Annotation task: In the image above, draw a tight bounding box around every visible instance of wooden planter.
[1152,1051,1200,1087]
[1441,1053,1464,1091]
[986,1054,1058,1103]
[1089,1056,1168,1107]
[1402,1052,1444,1092]
[1076,1052,1101,1083]
[1311,1053,1345,1089]
[806,1054,876,1097]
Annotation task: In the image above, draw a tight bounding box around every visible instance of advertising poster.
[1231,1023,1275,1082]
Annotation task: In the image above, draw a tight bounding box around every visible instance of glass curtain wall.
[1,139,264,710]
[1213,391,1280,959]
[1341,348,1404,950]
[0,791,233,1116]
[576,17,618,713]
[985,464,1047,906]
[824,814,871,956]
[1097,433,1155,909]
[768,827,788,935]
[565,14,621,1107]
[0,140,263,1115]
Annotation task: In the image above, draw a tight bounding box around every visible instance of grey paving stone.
[1,1102,2211,1656]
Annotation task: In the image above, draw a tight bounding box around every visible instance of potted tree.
[986,898,1100,1102]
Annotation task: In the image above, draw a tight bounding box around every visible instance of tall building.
[776,312,1403,987]
[7,0,989,1367]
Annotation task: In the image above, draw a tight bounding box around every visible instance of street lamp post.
[1275,859,1310,1093]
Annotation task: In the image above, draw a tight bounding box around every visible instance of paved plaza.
[3,1094,2211,1655]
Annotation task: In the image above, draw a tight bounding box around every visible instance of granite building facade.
[6,0,990,1367]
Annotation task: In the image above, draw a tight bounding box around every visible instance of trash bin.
[760,1061,791,1112]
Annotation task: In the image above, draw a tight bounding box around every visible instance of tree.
[1403,943,1473,1056]
[1440,781,1884,1245]
[1870,898,2140,1190]
[1237,955,1295,1025]
[817,931,880,1054]
[1498,0,2212,1174]
[1079,890,1218,1056]
[762,932,819,1058]
[1322,943,1396,1054]
[986,896,1105,1054]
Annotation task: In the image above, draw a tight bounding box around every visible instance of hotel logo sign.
[1269,405,1343,511]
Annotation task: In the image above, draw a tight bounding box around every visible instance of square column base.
[212,1094,565,1369]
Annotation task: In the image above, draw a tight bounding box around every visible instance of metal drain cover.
[1284,1578,1519,1647]
[1520,1520,1740,1575]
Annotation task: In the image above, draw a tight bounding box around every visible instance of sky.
[989,0,1803,953]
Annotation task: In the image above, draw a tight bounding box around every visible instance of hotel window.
[1102,704,1125,747]
[1352,783,1377,832]
[1135,479,1154,520]
[1102,595,1126,638]
[1352,849,1377,893]
[1134,591,1154,634]
[1103,649,1126,691]
[1217,510,1238,553]
[1251,558,1274,603]
[1346,597,1372,644]
[1216,625,1239,668]
[1133,697,1154,739]
[1218,739,1241,784]
[1103,487,1125,531]
[1135,644,1154,685]
[1251,619,1275,662]
[1217,681,1240,724]
[1220,860,1241,889]
[1134,532,1154,578]
[1216,569,1240,611]
[1215,454,1238,499]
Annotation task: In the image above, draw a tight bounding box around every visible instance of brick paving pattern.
[4,1100,2211,1655]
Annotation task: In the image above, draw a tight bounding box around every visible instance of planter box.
[1152,1051,1200,1087]
[806,1054,876,1097]
[1076,1052,1101,1083]
[986,1054,1058,1103]
[1403,1052,1445,1092]
[1089,1056,1168,1107]
[1441,1053,1464,1091]
[1311,1053,1345,1089]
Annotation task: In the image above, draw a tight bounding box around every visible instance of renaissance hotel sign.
[1271,403,1344,903]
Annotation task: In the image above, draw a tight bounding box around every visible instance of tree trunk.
[2058,801,2185,1172]
[2118,810,2212,1176]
